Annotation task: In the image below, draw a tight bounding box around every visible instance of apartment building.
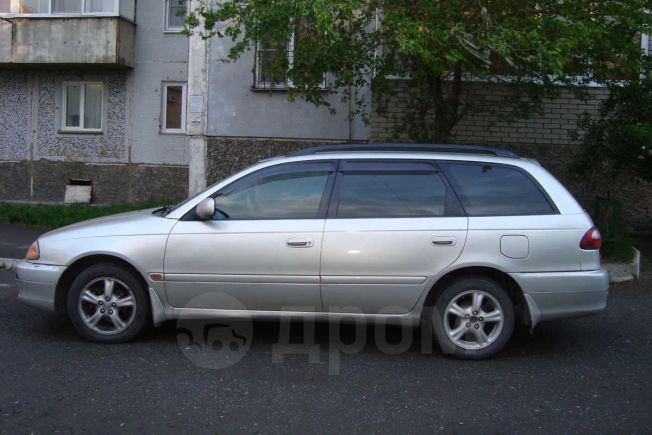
[0,0,367,204]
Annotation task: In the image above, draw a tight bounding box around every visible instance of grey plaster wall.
[34,71,128,162]
[0,71,30,160]
[206,41,370,141]
[129,0,189,165]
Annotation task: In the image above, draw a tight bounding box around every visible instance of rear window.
[334,161,458,218]
[440,162,555,216]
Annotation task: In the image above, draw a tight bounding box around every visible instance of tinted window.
[441,163,555,216]
[214,168,331,219]
[335,162,450,218]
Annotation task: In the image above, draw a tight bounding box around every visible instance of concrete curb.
[0,258,17,271]
[603,248,641,284]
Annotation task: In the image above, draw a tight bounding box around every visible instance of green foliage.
[186,0,650,142]
[573,61,652,185]
[602,235,636,263]
[0,203,165,229]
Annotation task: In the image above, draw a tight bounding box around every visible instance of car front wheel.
[432,276,515,359]
[67,263,150,343]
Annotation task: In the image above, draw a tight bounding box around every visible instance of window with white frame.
[18,0,118,14]
[62,82,103,132]
[162,82,187,133]
[165,0,187,32]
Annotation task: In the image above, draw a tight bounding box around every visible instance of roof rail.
[287,143,519,158]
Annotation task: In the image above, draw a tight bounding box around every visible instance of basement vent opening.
[64,179,93,204]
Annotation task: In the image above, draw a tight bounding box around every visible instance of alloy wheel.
[443,289,504,350]
[77,277,137,335]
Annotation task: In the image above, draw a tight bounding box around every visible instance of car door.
[320,160,468,315]
[164,161,336,311]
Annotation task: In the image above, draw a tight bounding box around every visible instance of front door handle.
[286,238,314,248]
[431,237,456,246]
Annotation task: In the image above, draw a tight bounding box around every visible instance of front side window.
[162,82,187,133]
[62,82,103,131]
[213,163,334,220]
[334,162,453,218]
[165,0,187,31]
[440,162,555,216]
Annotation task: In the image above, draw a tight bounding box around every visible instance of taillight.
[580,227,602,250]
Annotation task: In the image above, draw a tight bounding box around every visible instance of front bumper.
[14,260,66,312]
[509,269,609,327]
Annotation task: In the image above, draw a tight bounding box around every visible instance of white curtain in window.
[65,85,81,128]
[85,0,114,13]
[84,84,102,129]
[52,0,82,13]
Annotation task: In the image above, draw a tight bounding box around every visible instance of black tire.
[431,276,515,360]
[66,263,150,343]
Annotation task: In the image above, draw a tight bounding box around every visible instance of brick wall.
[370,80,651,231]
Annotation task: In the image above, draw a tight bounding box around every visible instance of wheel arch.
[421,265,531,326]
[55,254,149,314]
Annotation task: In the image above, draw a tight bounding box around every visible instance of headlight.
[26,241,40,260]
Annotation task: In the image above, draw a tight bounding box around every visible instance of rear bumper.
[14,260,65,312]
[509,269,609,327]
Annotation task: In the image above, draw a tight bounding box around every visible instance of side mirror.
[196,197,215,220]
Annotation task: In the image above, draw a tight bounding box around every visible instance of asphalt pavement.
[0,223,651,434]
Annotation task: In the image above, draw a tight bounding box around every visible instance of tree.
[186,0,651,142]
[572,59,652,187]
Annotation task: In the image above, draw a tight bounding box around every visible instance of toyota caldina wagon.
[15,144,608,359]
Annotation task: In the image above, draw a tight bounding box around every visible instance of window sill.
[250,85,329,93]
[58,129,103,135]
[160,130,187,135]
[164,28,184,34]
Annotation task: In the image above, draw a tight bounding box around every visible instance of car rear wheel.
[432,276,515,359]
[67,263,149,343]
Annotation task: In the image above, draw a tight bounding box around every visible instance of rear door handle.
[431,237,455,246]
[286,238,314,248]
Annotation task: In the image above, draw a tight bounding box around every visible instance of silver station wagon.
[15,144,609,359]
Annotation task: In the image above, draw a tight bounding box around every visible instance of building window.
[162,82,187,133]
[0,0,11,13]
[255,33,292,88]
[20,0,50,13]
[19,0,117,14]
[165,0,187,32]
[85,0,114,13]
[62,82,103,132]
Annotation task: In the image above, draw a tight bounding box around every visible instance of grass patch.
[0,202,168,229]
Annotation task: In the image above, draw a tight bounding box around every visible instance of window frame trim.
[437,160,560,217]
[161,81,187,134]
[60,80,104,133]
[327,159,465,219]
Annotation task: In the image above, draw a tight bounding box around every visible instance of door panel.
[164,219,324,310]
[320,217,468,314]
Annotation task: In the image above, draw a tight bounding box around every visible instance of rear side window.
[440,162,555,216]
[334,161,461,218]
